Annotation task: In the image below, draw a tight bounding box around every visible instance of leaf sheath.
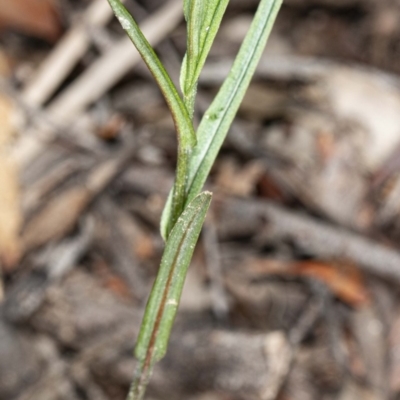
[128,191,212,400]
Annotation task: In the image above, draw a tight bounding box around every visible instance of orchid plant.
[107,0,282,398]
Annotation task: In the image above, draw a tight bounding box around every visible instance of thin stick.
[22,0,118,106]
[219,196,400,282]
[47,0,182,124]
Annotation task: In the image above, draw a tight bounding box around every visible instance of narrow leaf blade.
[183,0,190,20]
[186,0,282,203]
[180,0,206,116]
[195,0,229,85]
[180,0,230,118]
[160,189,173,241]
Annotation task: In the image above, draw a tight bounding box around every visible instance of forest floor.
[2,0,400,399]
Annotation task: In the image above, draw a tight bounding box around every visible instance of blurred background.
[1,0,400,399]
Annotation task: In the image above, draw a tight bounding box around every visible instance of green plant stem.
[107,1,283,399]
[107,0,196,232]
[129,192,212,400]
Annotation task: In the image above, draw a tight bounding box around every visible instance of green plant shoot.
[180,0,230,118]
[161,0,282,236]
[185,0,282,204]
[108,0,196,231]
[107,0,282,399]
[128,191,211,400]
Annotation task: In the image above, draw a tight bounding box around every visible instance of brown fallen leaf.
[246,258,370,308]
[0,159,22,270]
[0,95,22,271]
[0,0,61,42]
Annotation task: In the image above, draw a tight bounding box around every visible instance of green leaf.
[160,189,173,241]
[180,0,206,117]
[129,191,212,400]
[107,0,196,234]
[196,0,230,84]
[185,0,282,204]
[183,0,190,21]
[180,0,229,118]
